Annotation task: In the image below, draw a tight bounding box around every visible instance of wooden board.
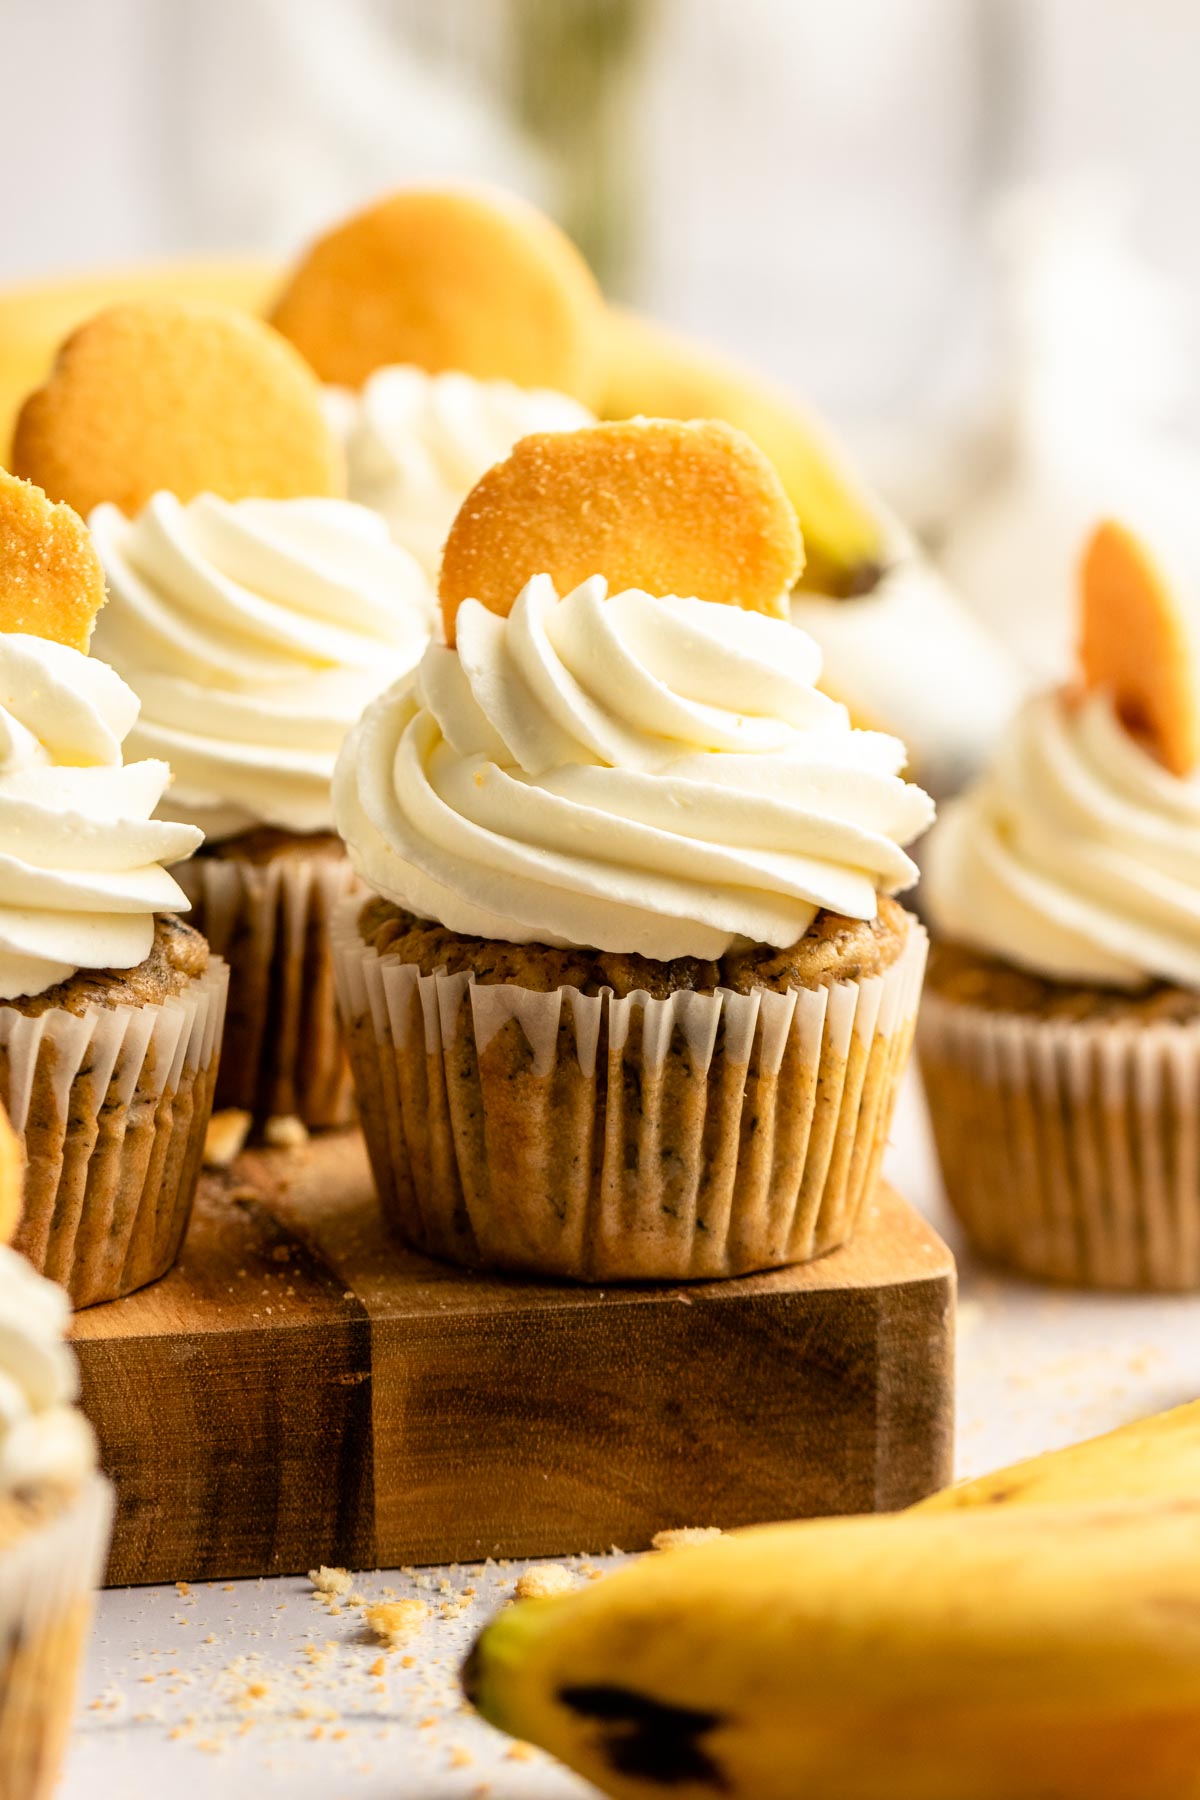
[71,1130,955,1587]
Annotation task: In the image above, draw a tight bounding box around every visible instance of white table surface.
[62,1071,1200,1799]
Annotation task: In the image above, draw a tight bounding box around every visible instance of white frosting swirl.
[334,576,934,960]
[328,365,593,574]
[0,1245,95,1495]
[90,493,435,839]
[0,635,200,1000]
[925,688,1200,988]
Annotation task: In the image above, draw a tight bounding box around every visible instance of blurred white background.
[4,0,1200,638]
[2,2,1197,418]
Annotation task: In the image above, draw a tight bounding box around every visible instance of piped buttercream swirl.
[0,1244,95,1495]
[925,687,1200,988]
[334,575,934,960]
[90,492,435,839]
[0,634,200,1000]
[328,364,593,574]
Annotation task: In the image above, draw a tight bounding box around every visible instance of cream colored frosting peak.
[0,634,201,1000]
[925,687,1200,988]
[335,576,934,961]
[330,364,593,574]
[90,492,435,839]
[0,1245,96,1495]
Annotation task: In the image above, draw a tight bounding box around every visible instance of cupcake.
[13,299,433,1128]
[0,1206,112,1800]
[89,491,433,1127]
[919,519,1200,1289]
[0,469,225,1306]
[331,419,933,1280]
[269,186,601,575]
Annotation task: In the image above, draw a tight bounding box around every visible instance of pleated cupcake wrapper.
[176,851,359,1127]
[919,990,1200,1289]
[0,1474,113,1800]
[0,960,229,1308]
[333,900,927,1281]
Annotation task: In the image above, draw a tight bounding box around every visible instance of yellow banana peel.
[600,304,886,595]
[466,1500,1200,1800]
[917,1396,1200,1512]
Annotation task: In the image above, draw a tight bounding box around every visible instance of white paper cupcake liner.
[333,900,927,1281]
[176,850,358,1127]
[919,989,1200,1289]
[0,1474,113,1800]
[0,960,228,1307]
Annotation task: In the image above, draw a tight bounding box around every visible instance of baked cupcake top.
[327,367,592,576]
[335,422,933,961]
[89,493,434,839]
[0,1242,96,1495]
[0,471,201,1000]
[925,521,1200,989]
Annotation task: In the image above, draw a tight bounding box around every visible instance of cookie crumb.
[204,1109,253,1169]
[265,1114,309,1149]
[513,1565,578,1601]
[651,1527,724,1551]
[365,1599,429,1647]
[307,1567,352,1598]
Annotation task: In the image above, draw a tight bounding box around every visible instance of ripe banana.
[916,1397,1200,1512]
[599,304,885,596]
[600,305,1021,792]
[465,1501,1200,1800]
[0,260,278,457]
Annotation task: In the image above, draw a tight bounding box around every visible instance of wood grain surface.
[71,1130,955,1586]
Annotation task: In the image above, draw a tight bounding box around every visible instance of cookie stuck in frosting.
[1081,519,1199,778]
[0,469,106,652]
[438,418,804,646]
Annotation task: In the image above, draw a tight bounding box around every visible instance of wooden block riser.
[72,1131,955,1586]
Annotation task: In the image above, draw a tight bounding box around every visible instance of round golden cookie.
[270,186,604,398]
[0,1101,22,1246]
[1080,519,1199,777]
[438,418,804,646]
[11,300,341,519]
[0,468,106,651]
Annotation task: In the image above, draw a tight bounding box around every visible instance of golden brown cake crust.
[2,915,209,1017]
[357,894,909,998]
[200,826,346,867]
[721,897,910,990]
[926,938,1200,1025]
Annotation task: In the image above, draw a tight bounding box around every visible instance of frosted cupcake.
[90,492,433,1127]
[0,1212,112,1799]
[12,297,434,1128]
[0,471,225,1305]
[920,520,1200,1288]
[331,420,932,1280]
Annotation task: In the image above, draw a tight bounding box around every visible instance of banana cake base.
[336,895,926,1281]
[0,917,226,1306]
